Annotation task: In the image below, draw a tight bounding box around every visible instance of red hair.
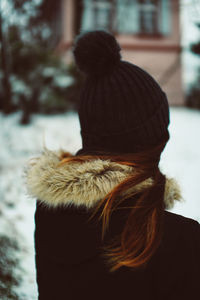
[60,143,166,271]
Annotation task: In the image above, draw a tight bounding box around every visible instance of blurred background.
[0,0,200,299]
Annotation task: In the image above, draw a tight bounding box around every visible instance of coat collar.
[26,149,182,209]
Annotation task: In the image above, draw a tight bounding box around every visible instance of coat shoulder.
[148,211,200,299]
[163,210,200,240]
[164,210,199,225]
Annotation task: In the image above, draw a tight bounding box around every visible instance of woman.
[26,31,200,300]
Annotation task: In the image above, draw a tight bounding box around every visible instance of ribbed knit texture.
[74,31,170,153]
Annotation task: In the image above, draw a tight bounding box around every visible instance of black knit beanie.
[73,30,170,154]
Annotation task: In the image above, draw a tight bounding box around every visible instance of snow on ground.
[0,107,200,299]
[161,108,200,222]
[0,111,81,300]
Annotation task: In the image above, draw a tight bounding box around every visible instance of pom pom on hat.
[73,30,121,76]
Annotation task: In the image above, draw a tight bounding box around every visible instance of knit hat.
[73,30,170,154]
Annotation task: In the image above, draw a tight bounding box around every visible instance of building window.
[138,0,160,35]
[92,0,113,31]
[81,0,115,32]
[81,0,170,36]
[117,0,170,36]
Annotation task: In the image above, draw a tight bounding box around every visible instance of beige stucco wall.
[62,0,74,43]
[121,50,183,106]
[60,0,75,63]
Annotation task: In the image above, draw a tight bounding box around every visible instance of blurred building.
[51,0,183,105]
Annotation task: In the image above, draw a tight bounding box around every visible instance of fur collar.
[25,150,182,209]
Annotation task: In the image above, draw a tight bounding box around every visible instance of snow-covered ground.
[0,107,200,299]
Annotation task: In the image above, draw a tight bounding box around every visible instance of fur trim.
[25,150,182,209]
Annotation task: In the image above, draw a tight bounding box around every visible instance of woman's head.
[73,30,170,154]
[72,31,170,271]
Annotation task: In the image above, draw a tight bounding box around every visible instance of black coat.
[35,203,200,300]
[26,150,200,300]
